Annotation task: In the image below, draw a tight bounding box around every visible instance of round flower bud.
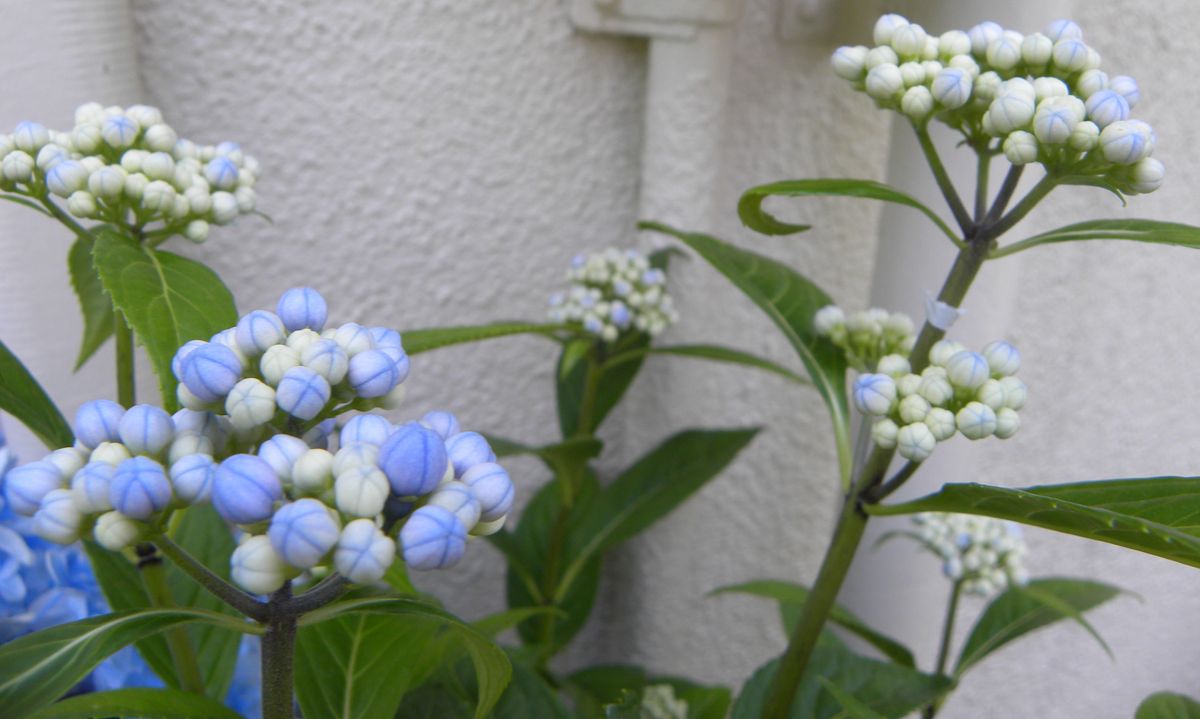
[813,305,845,336]
[414,412,458,443]
[123,172,150,200]
[142,123,177,152]
[427,481,482,530]
[348,349,400,398]
[116,404,174,457]
[332,323,374,357]
[977,379,1006,410]
[276,287,328,332]
[1085,90,1130,129]
[268,498,340,569]
[172,408,225,446]
[340,414,393,447]
[34,489,84,544]
[12,121,50,152]
[367,326,403,350]
[865,64,904,101]
[235,187,255,212]
[400,505,466,570]
[293,449,334,495]
[967,21,1002,56]
[901,86,935,120]
[938,30,970,58]
[924,407,957,441]
[332,443,379,478]
[891,23,927,58]
[168,432,214,466]
[378,423,447,496]
[171,340,207,381]
[5,461,64,516]
[1076,69,1108,99]
[1051,38,1089,72]
[898,62,925,88]
[235,311,287,357]
[225,378,277,432]
[125,104,162,128]
[334,519,396,584]
[300,339,349,385]
[100,115,139,149]
[980,340,1020,377]
[876,354,910,378]
[831,45,868,81]
[184,186,212,215]
[170,454,216,505]
[917,373,954,406]
[873,14,909,45]
[140,180,177,213]
[205,157,239,190]
[2,151,35,182]
[998,377,1027,410]
[894,373,920,398]
[994,407,1021,439]
[931,68,972,109]
[230,535,289,595]
[213,454,282,524]
[1109,75,1140,109]
[210,191,238,225]
[1085,48,1102,71]
[120,149,147,173]
[181,343,243,403]
[257,434,309,484]
[91,441,132,466]
[1021,33,1053,67]
[461,462,514,522]
[1002,131,1038,165]
[275,367,332,421]
[1033,98,1081,145]
[853,374,896,417]
[446,432,496,477]
[946,351,990,390]
[86,165,126,200]
[1100,120,1152,165]
[1044,19,1082,42]
[956,402,998,440]
[44,446,87,479]
[1128,157,1165,194]
[469,515,506,537]
[871,418,899,449]
[110,457,172,519]
[897,423,937,462]
[988,95,1035,135]
[864,46,899,72]
[75,400,125,449]
[45,160,88,198]
[378,381,408,411]
[94,510,141,551]
[259,344,301,386]
[66,191,97,218]
[334,465,390,518]
[1068,120,1100,151]
[285,329,322,354]
[985,35,1022,71]
[898,394,931,424]
[142,152,175,182]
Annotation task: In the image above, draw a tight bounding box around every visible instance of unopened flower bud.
[231,535,289,595]
[1021,33,1053,67]
[896,373,922,397]
[2,150,35,182]
[300,339,350,385]
[110,457,172,519]
[871,418,899,449]
[831,46,869,81]
[926,340,962,368]
[91,441,132,466]
[444,431,496,478]
[348,349,400,398]
[874,14,909,46]
[897,423,936,462]
[73,399,125,450]
[1109,75,1139,109]
[994,407,1021,438]
[170,454,216,505]
[5,461,64,516]
[225,378,277,432]
[1051,38,1089,72]
[340,414,393,447]
[938,30,970,58]
[946,351,990,389]
[334,465,390,518]
[401,505,467,570]
[1085,90,1129,129]
[899,62,926,88]
[956,402,997,439]
[269,498,340,569]
[891,24,927,58]
[211,191,238,224]
[899,394,931,423]
[901,86,935,120]
[276,287,329,333]
[332,323,374,357]
[420,411,461,440]
[461,462,514,522]
[332,443,379,477]
[931,68,972,109]
[918,373,954,405]
[181,343,243,403]
[378,423,447,496]
[116,404,174,457]
[335,519,396,583]
[813,305,845,336]
[865,64,904,101]
[213,454,282,524]
[1128,157,1165,194]
[293,449,335,495]
[967,21,1002,56]
[876,354,910,378]
[45,447,87,479]
[275,367,331,420]
[33,489,84,544]
[986,35,1022,71]
[1100,120,1152,165]
[853,374,896,417]
[12,121,50,152]
[924,407,956,441]
[94,510,141,551]
[428,481,482,530]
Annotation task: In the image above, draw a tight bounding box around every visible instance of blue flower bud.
[110,457,172,519]
[1084,89,1129,129]
[347,350,399,398]
[340,414,393,447]
[75,399,126,449]
[45,160,88,197]
[420,411,460,440]
[427,481,481,530]
[299,339,348,385]
[5,461,65,516]
[34,489,84,544]
[367,327,402,349]
[72,461,115,513]
[170,454,216,505]
[268,498,340,569]
[235,310,287,356]
[213,454,282,524]
[461,462,514,522]
[400,505,466,570]
[205,157,239,190]
[276,287,329,332]
[172,340,208,380]
[274,367,331,421]
[117,404,175,456]
[257,434,310,483]
[181,343,244,403]
[378,423,448,497]
[334,519,396,584]
[445,432,496,478]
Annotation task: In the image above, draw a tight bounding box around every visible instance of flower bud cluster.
[0,103,259,243]
[813,304,915,371]
[853,338,1025,462]
[1,401,514,594]
[173,287,409,429]
[832,16,1163,193]
[548,248,678,342]
[911,512,1028,595]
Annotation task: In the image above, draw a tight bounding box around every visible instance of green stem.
[987,173,1059,241]
[574,344,602,437]
[115,312,136,407]
[914,125,972,234]
[155,534,268,621]
[923,581,963,719]
[973,150,990,222]
[136,543,206,694]
[261,584,297,719]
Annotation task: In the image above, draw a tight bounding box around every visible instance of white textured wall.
[4,0,1200,716]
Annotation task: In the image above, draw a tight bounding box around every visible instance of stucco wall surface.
[2,0,1199,717]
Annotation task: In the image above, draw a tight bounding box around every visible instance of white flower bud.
[1032,77,1068,102]
[870,418,899,449]
[1085,48,1101,71]
[1100,120,1152,165]
[225,378,276,432]
[1051,38,1089,72]
[876,354,910,378]
[125,104,163,128]
[947,54,979,77]
[428,481,482,531]
[921,60,944,79]
[897,422,936,462]
[259,344,301,386]
[85,165,125,200]
[334,465,390,518]
[1044,19,1082,42]
[853,374,896,417]
[231,535,290,595]
[999,377,1027,410]
[211,191,239,224]
[1128,157,1165,194]
[334,518,396,584]
[1109,75,1140,109]
[46,160,89,198]
[896,373,922,398]
[988,94,1035,134]
[235,186,256,213]
[891,23,927,58]
[378,381,408,411]
[177,381,211,411]
[1085,90,1130,129]
[141,180,176,213]
[831,46,869,81]
[865,64,904,101]
[981,340,1020,376]
[45,447,88,479]
[67,191,98,218]
[922,36,939,61]
[1075,69,1108,99]
[470,515,507,537]
[865,46,899,70]
[994,407,1021,439]
[91,441,132,466]
[1003,131,1039,165]
[184,185,212,215]
[898,62,925,87]
[1069,120,1100,151]
[2,150,35,182]
[924,407,957,441]
[967,21,1003,57]
[293,449,335,495]
[332,443,379,477]
[75,103,106,125]
[946,351,990,390]
[977,379,1006,410]
[874,14,909,46]
[1021,33,1053,67]
[918,373,954,406]
[94,509,142,551]
[124,172,150,200]
[931,68,972,109]
[33,489,83,544]
[986,36,1022,71]
[142,152,175,182]
[898,394,931,424]
[956,401,997,439]
[901,86,935,120]
[1033,97,1082,145]
[938,30,971,58]
[168,431,213,465]
[143,124,178,153]
[928,340,964,367]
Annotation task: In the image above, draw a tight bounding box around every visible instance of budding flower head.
[910,513,1028,595]
[551,248,677,340]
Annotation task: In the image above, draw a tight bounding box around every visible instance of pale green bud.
[871,418,899,449]
[924,407,956,441]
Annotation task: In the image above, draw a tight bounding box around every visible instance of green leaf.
[955,578,1124,676]
[27,688,244,719]
[1137,692,1200,719]
[641,223,851,484]
[91,229,238,410]
[603,343,810,385]
[488,653,571,719]
[563,429,759,596]
[67,238,115,371]
[0,339,73,449]
[736,178,957,242]
[569,665,649,719]
[472,607,563,638]
[557,332,650,436]
[401,322,563,355]
[0,608,251,717]
[296,597,511,719]
[993,218,1200,258]
[730,641,951,719]
[866,478,1200,568]
[709,580,915,667]
[487,434,605,476]
[817,678,886,719]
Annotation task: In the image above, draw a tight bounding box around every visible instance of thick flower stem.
[154,535,268,622]
[115,312,136,408]
[135,543,206,694]
[923,581,963,719]
[262,585,297,719]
